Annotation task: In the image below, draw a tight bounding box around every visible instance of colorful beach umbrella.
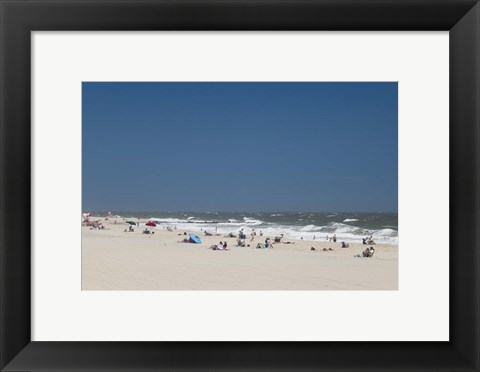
[188,233,201,244]
[146,221,156,227]
[126,221,136,225]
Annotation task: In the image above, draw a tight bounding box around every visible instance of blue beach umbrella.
[188,234,202,244]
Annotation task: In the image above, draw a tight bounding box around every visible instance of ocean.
[91,211,398,244]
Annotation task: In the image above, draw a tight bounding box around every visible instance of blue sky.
[82,82,397,212]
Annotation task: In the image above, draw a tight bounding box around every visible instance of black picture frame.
[1,0,479,371]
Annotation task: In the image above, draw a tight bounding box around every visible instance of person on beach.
[259,231,263,236]
[341,242,349,248]
[333,234,337,243]
[216,243,229,251]
[355,247,375,258]
[239,229,246,240]
[251,230,255,242]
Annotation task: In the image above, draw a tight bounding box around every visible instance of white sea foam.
[142,216,398,244]
[242,217,263,225]
[343,218,359,222]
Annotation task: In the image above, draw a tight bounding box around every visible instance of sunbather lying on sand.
[210,244,229,251]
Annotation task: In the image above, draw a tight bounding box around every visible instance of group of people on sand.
[255,238,274,249]
[310,247,334,251]
[234,228,265,242]
[326,234,337,243]
[235,229,250,246]
[362,236,376,245]
[355,246,375,258]
[210,241,228,250]
[87,221,105,230]
[124,225,135,233]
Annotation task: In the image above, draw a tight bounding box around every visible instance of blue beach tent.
[189,234,202,244]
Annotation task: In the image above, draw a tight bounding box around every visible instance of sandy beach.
[82,217,398,290]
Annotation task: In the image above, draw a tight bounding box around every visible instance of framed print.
[32,32,446,343]
[0,0,479,371]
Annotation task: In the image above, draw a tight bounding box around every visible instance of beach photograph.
[82,82,398,290]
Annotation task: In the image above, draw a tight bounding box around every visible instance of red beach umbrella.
[146,221,156,227]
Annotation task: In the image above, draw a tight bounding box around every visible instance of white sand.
[82,217,398,290]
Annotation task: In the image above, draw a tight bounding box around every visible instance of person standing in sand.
[239,229,246,239]
[251,229,255,242]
